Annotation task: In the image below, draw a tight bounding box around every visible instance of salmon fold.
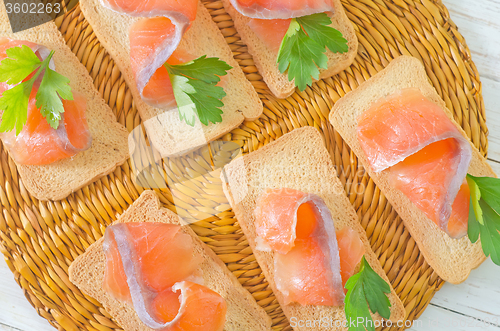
[357,88,473,238]
[100,0,198,108]
[255,188,346,306]
[103,222,227,331]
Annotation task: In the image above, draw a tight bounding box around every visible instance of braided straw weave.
[0,0,488,330]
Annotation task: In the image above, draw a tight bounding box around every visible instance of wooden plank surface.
[411,0,500,328]
[1,0,500,330]
[0,258,53,331]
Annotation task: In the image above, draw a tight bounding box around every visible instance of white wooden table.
[1,0,500,330]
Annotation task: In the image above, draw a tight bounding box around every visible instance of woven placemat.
[0,0,488,330]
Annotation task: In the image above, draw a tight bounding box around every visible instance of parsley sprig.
[164,55,232,126]
[345,256,392,331]
[0,45,73,135]
[277,13,348,91]
[467,174,500,265]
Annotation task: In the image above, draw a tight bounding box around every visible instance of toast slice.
[79,0,263,157]
[329,55,496,284]
[221,127,405,330]
[69,190,272,331]
[221,0,358,99]
[0,2,129,201]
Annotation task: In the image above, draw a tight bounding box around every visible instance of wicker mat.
[0,0,488,330]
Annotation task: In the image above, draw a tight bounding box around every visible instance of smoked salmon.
[103,222,227,330]
[152,282,226,331]
[336,227,365,290]
[235,0,334,52]
[101,0,198,108]
[255,188,365,306]
[0,39,91,165]
[447,181,470,239]
[230,0,334,19]
[357,88,472,238]
[139,44,195,109]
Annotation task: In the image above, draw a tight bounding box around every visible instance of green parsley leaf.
[467,174,500,265]
[277,13,348,91]
[0,81,34,134]
[277,18,327,91]
[0,46,73,134]
[170,75,197,126]
[476,200,500,265]
[468,196,480,243]
[37,64,74,128]
[165,56,232,126]
[467,174,484,225]
[184,79,225,125]
[0,45,41,85]
[345,256,392,331]
[298,13,349,54]
[467,174,500,213]
[166,55,230,84]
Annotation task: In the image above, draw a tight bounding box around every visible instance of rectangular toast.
[329,55,496,284]
[221,0,358,98]
[69,190,272,331]
[79,0,263,156]
[0,1,129,201]
[221,126,405,331]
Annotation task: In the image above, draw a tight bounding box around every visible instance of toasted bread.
[329,55,496,284]
[221,0,358,98]
[79,0,263,157]
[221,127,405,330]
[69,190,272,331]
[0,2,129,201]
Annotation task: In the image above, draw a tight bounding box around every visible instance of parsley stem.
[30,50,54,84]
[19,49,54,102]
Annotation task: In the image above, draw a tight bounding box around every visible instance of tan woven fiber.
[0,0,488,330]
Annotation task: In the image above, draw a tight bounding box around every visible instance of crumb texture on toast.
[221,127,405,331]
[221,0,358,98]
[79,0,263,156]
[69,190,272,331]
[0,2,129,201]
[329,55,496,284]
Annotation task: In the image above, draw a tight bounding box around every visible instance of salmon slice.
[254,189,309,254]
[102,0,197,22]
[141,47,196,109]
[151,282,227,330]
[275,238,340,305]
[231,0,334,19]
[357,88,472,172]
[107,0,230,109]
[103,229,131,302]
[129,16,184,98]
[255,188,345,306]
[127,222,203,291]
[336,227,365,291]
[247,18,291,53]
[389,139,468,236]
[103,223,202,295]
[357,88,472,238]
[103,222,226,330]
[150,290,181,323]
[0,40,92,165]
[447,181,470,239]
[101,0,198,107]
